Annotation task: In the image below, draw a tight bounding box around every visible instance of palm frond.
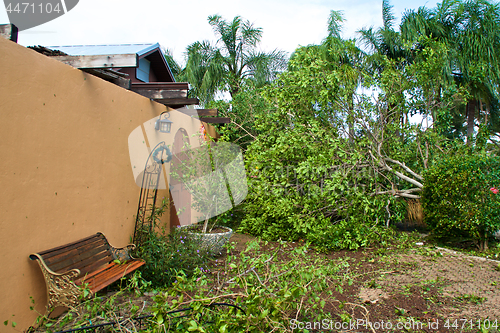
[162,48,183,80]
[327,10,345,39]
[382,0,396,31]
[357,27,381,53]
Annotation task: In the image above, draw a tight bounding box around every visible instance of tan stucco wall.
[0,37,206,331]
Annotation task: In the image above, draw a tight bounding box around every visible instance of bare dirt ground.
[228,233,500,332]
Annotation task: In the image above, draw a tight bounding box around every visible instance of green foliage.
[148,240,344,332]
[133,199,211,287]
[205,207,244,230]
[3,316,16,328]
[209,84,274,151]
[163,48,183,79]
[238,34,416,251]
[238,104,411,249]
[29,274,151,332]
[134,227,211,288]
[169,135,246,233]
[240,115,345,240]
[235,7,500,253]
[126,270,152,296]
[401,0,500,144]
[305,217,376,252]
[422,153,500,250]
[177,2,500,254]
[454,294,487,305]
[404,38,467,133]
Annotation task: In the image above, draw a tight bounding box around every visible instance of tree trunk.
[479,232,488,252]
[466,100,477,145]
[433,85,442,123]
[348,96,354,143]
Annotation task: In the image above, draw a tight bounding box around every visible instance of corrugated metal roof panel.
[48,43,160,56]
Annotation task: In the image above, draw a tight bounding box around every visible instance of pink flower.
[490,187,499,194]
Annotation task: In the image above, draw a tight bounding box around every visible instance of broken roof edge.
[45,43,158,56]
[45,42,176,82]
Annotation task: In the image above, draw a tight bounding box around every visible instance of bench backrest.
[30,233,113,278]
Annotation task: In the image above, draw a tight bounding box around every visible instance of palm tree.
[163,48,183,79]
[184,15,287,105]
[323,10,366,139]
[358,0,411,129]
[455,0,500,142]
[400,1,458,127]
[401,0,500,143]
[357,0,408,64]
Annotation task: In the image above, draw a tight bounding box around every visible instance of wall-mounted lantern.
[155,111,172,133]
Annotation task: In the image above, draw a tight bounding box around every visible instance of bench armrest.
[29,253,81,312]
[110,244,137,261]
[29,253,81,277]
[97,232,139,261]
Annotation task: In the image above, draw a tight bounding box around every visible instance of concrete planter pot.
[179,225,233,256]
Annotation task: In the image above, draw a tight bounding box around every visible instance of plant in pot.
[170,137,247,255]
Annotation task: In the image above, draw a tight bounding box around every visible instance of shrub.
[205,206,245,230]
[422,154,500,251]
[134,227,211,288]
[133,199,211,288]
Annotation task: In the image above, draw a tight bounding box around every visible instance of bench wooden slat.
[76,256,114,278]
[42,236,108,265]
[38,234,102,257]
[42,240,105,265]
[75,262,116,284]
[47,243,111,273]
[75,260,145,292]
[86,261,145,293]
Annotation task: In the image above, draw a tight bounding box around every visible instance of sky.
[1,0,441,65]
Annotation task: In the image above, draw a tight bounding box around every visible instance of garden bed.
[31,233,500,333]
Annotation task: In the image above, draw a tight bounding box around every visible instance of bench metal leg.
[34,260,81,314]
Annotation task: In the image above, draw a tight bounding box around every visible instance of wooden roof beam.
[155,98,199,107]
[175,108,218,117]
[53,53,138,69]
[82,69,131,89]
[131,88,187,99]
[130,82,189,90]
[199,117,230,124]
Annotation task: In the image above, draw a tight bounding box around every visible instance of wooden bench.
[30,232,145,313]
